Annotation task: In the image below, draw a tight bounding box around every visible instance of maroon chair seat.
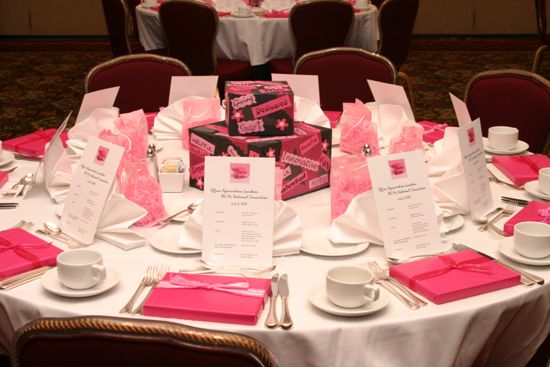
[159,0,252,93]
[11,316,278,367]
[532,0,549,73]
[85,54,192,113]
[294,47,397,111]
[464,69,550,153]
[270,0,354,75]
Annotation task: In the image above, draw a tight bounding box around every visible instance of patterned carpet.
[0,38,549,154]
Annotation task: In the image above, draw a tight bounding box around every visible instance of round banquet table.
[0,141,549,367]
[136,4,380,66]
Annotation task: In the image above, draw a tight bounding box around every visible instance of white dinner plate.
[483,138,529,155]
[443,214,464,233]
[41,268,120,298]
[231,11,254,18]
[308,285,390,317]
[149,226,201,255]
[301,228,369,257]
[0,152,15,167]
[497,237,550,266]
[525,180,550,201]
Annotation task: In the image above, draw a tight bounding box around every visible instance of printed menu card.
[202,156,275,267]
[456,118,493,219]
[369,150,442,260]
[60,137,124,245]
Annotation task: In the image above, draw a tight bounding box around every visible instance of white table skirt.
[136,5,380,66]
[0,141,549,367]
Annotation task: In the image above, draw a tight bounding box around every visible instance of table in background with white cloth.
[136,4,379,66]
[0,141,549,367]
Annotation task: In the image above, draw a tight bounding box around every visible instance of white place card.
[43,112,72,186]
[450,93,472,127]
[169,76,219,104]
[367,79,415,121]
[75,87,119,124]
[60,137,125,245]
[369,150,442,260]
[457,118,493,219]
[271,73,320,105]
[202,156,275,267]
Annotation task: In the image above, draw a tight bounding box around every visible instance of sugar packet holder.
[159,157,186,192]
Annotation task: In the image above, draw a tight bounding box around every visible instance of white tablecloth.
[0,142,549,367]
[136,5,380,66]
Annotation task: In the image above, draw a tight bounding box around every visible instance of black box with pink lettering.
[225,81,294,136]
[188,121,331,200]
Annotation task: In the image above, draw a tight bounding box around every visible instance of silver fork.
[369,261,427,308]
[478,202,517,232]
[132,265,169,315]
[178,264,276,278]
[119,265,156,313]
[365,261,419,310]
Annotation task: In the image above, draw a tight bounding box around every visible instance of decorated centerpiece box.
[225,81,294,136]
[189,121,331,200]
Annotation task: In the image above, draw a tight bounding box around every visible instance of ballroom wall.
[0,0,543,36]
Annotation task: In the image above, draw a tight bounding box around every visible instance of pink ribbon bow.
[422,124,448,135]
[0,237,50,277]
[157,274,266,298]
[511,156,544,174]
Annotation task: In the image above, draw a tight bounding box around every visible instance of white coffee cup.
[237,4,252,15]
[514,221,550,259]
[57,249,107,290]
[487,126,519,150]
[539,168,550,195]
[326,266,379,308]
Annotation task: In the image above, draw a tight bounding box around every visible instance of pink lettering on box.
[231,94,257,110]
[281,171,307,194]
[237,119,265,134]
[283,165,292,178]
[319,153,331,172]
[190,133,215,155]
[190,162,205,179]
[299,134,320,155]
[309,174,329,189]
[251,95,292,119]
[281,151,319,171]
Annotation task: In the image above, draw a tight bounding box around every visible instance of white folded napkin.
[425,127,462,176]
[178,200,302,256]
[430,163,469,217]
[377,104,415,147]
[294,96,330,128]
[44,150,75,203]
[66,107,119,157]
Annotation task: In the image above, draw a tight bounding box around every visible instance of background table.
[136,5,380,66]
[0,141,549,367]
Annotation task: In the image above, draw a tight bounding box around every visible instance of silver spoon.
[473,207,503,224]
[157,200,201,226]
[40,222,83,248]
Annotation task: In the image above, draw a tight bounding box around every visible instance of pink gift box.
[389,250,521,304]
[0,228,63,279]
[417,120,449,144]
[143,273,271,325]
[492,155,550,187]
[503,201,550,236]
[3,129,69,157]
[0,172,8,189]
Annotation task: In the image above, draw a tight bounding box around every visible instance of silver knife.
[264,273,279,328]
[278,274,293,329]
[454,243,544,286]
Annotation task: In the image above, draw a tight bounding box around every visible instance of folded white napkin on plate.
[425,127,461,176]
[377,104,415,147]
[66,107,119,157]
[294,96,330,128]
[430,163,469,217]
[178,200,302,256]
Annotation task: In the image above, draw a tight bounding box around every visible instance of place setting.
[497,221,550,267]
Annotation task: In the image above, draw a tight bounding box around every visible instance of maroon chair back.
[536,0,549,44]
[464,69,550,153]
[377,0,418,70]
[85,54,192,113]
[290,0,354,62]
[159,0,218,75]
[294,47,397,111]
[101,0,132,57]
[11,316,278,367]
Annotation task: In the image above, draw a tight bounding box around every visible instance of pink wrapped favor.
[339,100,380,155]
[417,120,449,144]
[0,171,8,189]
[492,155,550,187]
[3,129,69,157]
[390,250,521,304]
[331,155,372,220]
[503,201,550,236]
[143,273,271,325]
[0,228,63,279]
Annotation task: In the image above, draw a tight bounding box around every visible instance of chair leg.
[532,44,549,73]
[398,71,416,117]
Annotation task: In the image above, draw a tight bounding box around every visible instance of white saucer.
[483,138,529,155]
[497,237,550,266]
[149,226,201,255]
[0,152,15,167]
[41,268,120,297]
[525,180,550,201]
[301,228,369,257]
[443,214,465,232]
[308,285,390,317]
[231,11,254,17]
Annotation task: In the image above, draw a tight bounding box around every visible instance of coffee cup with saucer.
[524,180,550,201]
[234,5,253,16]
[498,234,550,266]
[513,221,550,259]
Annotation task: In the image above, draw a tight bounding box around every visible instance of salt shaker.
[146,143,160,182]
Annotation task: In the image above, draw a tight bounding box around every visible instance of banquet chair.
[269,0,355,75]
[159,0,252,95]
[85,54,192,113]
[376,0,419,111]
[11,316,278,367]
[532,0,549,73]
[294,47,397,111]
[101,0,133,56]
[464,69,550,153]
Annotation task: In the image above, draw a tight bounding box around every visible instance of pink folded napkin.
[0,172,8,189]
[264,11,289,18]
[503,201,550,236]
[323,110,342,128]
[492,155,550,187]
[390,250,521,304]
